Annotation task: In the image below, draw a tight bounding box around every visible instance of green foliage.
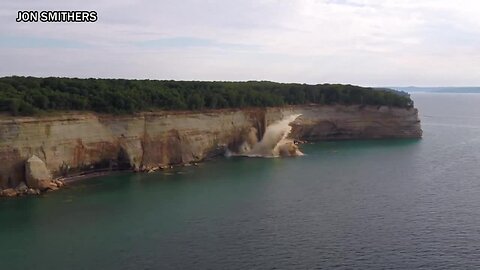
[0,76,414,115]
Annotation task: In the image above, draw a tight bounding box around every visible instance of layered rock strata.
[0,105,422,194]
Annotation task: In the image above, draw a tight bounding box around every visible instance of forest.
[0,76,413,116]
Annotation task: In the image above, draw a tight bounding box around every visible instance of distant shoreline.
[392,87,480,94]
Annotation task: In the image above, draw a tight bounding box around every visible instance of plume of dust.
[243,114,303,157]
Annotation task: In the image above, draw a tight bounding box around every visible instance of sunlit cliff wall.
[0,105,421,189]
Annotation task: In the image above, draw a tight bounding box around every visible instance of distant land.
[392,87,480,94]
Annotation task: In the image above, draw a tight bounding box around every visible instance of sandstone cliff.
[269,105,422,140]
[0,105,421,190]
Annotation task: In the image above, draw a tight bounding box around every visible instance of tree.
[0,76,413,115]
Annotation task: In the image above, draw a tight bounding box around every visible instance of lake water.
[1,93,480,269]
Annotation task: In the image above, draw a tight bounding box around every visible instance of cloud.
[135,37,258,51]
[0,0,479,86]
[0,36,90,48]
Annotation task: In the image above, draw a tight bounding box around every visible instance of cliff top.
[0,76,414,116]
[0,104,417,123]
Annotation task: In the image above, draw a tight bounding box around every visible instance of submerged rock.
[25,155,53,190]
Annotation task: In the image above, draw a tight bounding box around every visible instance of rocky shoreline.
[0,157,203,197]
[0,155,65,197]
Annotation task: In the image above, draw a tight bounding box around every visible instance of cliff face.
[268,105,422,140]
[0,105,421,189]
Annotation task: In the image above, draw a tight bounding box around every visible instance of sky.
[0,0,479,86]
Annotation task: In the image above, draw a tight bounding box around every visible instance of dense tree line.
[0,76,413,116]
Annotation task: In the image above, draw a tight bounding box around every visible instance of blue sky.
[0,0,479,86]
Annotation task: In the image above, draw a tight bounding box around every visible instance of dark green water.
[2,93,480,269]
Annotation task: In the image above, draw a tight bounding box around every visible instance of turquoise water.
[2,93,480,269]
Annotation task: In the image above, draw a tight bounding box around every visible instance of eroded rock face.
[25,155,53,190]
[267,105,423,141]
[0,105,422,191]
